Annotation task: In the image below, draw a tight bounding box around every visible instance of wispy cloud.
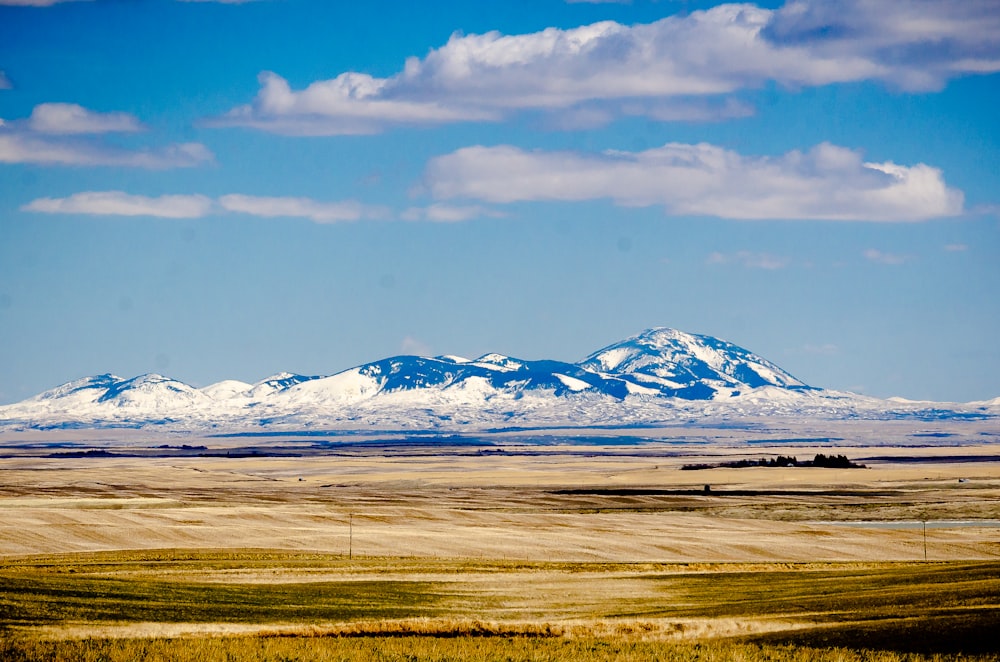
[27,103,143,134]
[22,192,390,223]
[400,204,506,223]
[218,194,389,222]
[0,71,11,89]
[23,192,213,218]
[0,132,212,168]
[0,103,211,168]
[944,243,969,252]
[707,251,790,269]
[424,142,964,222]
[209,1,1000,134]
[863,248,910,265]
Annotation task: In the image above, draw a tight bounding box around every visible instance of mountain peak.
[0,327,861,431]
[579,327,809,397]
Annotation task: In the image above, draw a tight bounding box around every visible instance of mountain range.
[1,328,996,431]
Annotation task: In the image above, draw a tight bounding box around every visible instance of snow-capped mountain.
[580,328,810,399]
[0,328,994,431]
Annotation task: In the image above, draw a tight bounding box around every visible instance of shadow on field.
[745,609,1000,655]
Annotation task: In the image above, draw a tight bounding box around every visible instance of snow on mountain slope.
[25,374,122,408]
[580,328,809,398]
[268,367,385,406]
[96,374,211,411]
[3,373,211,422]
[200,380,252,400]
[0,328,993,431]
[248,372,322,398]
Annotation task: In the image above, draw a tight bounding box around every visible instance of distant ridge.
[0,328,995,431]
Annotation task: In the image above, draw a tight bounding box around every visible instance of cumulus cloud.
[0,103,211,168]
[22,192,213,218]
[218,194,389,222]
[400,203,506,223]
[210,1,1000,134]
[207,71,496,135]
[28,103,143,134]
[762,0,1000,91]
[423,141,964,222]
[707,251,790,269]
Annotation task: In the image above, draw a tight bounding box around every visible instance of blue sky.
[1,0,998,404]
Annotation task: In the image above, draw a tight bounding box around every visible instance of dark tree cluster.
[682,453,865,470]
[811,453,865,468]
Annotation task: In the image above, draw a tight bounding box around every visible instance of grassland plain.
[1,432,998,660]
[1,552,999,660]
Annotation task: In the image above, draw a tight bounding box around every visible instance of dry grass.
[2,552,998,655]
[1,441,998,561]
[2,634,998,662]
[1,437,998,659]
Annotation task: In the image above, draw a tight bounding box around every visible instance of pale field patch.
[0,436,997,561]
[21,615,812,642]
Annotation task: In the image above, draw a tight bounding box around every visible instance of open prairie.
[1,425,998,659]
[1,425,998,561]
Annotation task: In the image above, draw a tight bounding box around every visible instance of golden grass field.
[1,427,998,660]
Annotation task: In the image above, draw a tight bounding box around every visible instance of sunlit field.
[1,435,998,660]
[1,551,998,660]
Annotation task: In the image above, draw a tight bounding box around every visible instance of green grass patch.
[2,551,998,656]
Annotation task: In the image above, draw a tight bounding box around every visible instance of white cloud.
[863,248,910,265]
[400,203,506,223]
[707,251,790,269]
[0,131,212,168]
[22,192,213,218]
[23,193,506,225]
[0,71,11,89]
[762,0,1000,91]
[944,243,969,252]
[207,71,497,136]
[22,192,390,223]
[28,103,143,134]
[0,103,210,168]
[210,1,1000,134]
[424,142,964,222]
[218,194,389,222]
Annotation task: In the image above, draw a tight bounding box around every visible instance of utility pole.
[922,520,927,561]
[349,513,353,560]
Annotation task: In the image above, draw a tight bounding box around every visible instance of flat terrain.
[1,429,998,561]
[1,552,999,654]
[0,425,998,658]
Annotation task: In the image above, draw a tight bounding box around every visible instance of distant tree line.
[682,453,865,471]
